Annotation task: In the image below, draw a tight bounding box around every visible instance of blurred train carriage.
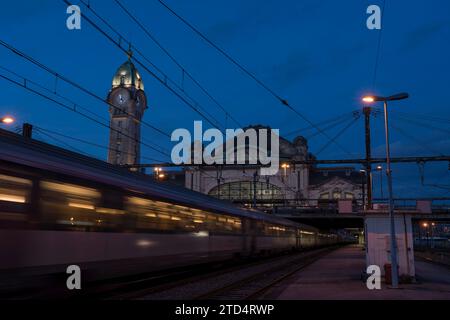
[0,128,341,282]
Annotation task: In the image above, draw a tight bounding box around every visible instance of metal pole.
[364,107,373,208]
[383,101,399,288]
[380,169,384,199]
[361,174,366,209]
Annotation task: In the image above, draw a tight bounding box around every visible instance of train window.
[125,196,242,234]
[0,174,32,204]
[39,181,121,230]
[126,197,186,232]
[0,174,32,220]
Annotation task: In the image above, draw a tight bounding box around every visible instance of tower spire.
[127,43,133,61]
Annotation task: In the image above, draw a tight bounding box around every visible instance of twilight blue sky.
[1,0,450,198]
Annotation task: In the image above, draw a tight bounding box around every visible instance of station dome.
[112,58,144,91]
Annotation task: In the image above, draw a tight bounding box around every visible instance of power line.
[156,0,355,158]
[34,128,90,156]
[78,0,223,129]
[315,116,360,156]
[372,0,387,88]
[305,116,356,140]
[0,68,168,162]
[0,38,170,139]
[393,114,450,136]
[34,126,162,163]
[71,0,224,130]
[111,0,243,128]
[0,64,169,155]
[393,110,450,125]
[390,123,444,156]
[284,112,355,137]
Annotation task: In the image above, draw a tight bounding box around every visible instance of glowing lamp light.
[1,116,14,124]
[362,96,375,103]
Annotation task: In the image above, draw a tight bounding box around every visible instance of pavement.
[264,245,450,300]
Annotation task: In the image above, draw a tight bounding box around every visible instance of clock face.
[135,91,146,109]
[112,88,130,106]
[110,88,130,115]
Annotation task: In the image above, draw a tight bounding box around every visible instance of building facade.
[184,125,364,208]
[107,54,147,166]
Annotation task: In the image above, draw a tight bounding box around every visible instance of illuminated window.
[208,181,284,201]
[0,174,32,204]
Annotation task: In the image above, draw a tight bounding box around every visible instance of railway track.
[193,247,331,300]
[3,246,338,300]
[130,246,336,300]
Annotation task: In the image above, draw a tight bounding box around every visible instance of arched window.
[208,181,284,201]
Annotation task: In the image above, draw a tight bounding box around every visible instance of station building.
[182,125,365,209]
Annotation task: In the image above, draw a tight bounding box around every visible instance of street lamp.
[154,167,163,180]
[362,92,409,289]
[1,116,14,125]
[281,163,290,177]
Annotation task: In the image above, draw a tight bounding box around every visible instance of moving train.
[0,128,340,287]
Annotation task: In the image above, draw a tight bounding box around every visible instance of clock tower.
[107,52,147,166]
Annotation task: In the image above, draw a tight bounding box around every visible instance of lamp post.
[362,92,409,288]
[376,165,384,199]
[281,163,290,177]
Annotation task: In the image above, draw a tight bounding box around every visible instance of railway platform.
[264,245,450,300]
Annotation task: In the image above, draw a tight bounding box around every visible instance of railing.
[229,198,450,215]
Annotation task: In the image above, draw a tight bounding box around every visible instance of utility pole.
[363,107,373,209]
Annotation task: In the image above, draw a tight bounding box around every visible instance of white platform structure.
[364,212,415,278]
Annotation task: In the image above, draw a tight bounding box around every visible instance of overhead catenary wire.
[34,126,163,163]
[34,127,90,156]
[79,0,224,130]
[284,112,356,137]
[0,69,168,162]
[390,123,444,156]
[393,110,450,125]
[0,64,170,155]
[315,116,360,156]
[0,38,170,139]
[156,0,355,158]
[305,116,356,140]
[372,0,387,88]
[72,0,224,130]
[111,0,243,128]
[392,113,450,136]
